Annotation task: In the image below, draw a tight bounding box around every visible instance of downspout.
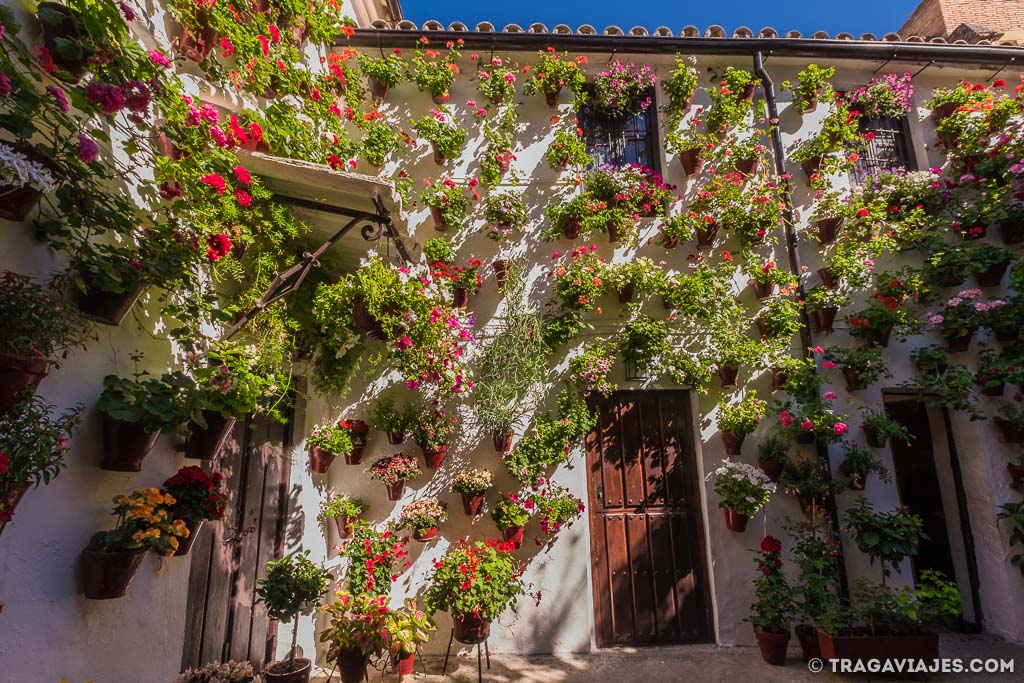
[754,50,850,598]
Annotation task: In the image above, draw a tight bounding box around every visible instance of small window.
[578,89,659,170]
[850,115,915,185]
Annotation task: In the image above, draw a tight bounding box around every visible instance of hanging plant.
[409,403,458,468]
[411,107,467,165]
[582,164,676,217]
[847,73,914,119]
[421,177,471,230]
[475,54,518,105]
[743,260,797,300]
[523,48,587,106]
[807,190,853,244]
[545,127,591,172]
[530,484,584,545]
[591,60,657,118]
[838,443,891,491]
[860,407,913,449]
[366,452,422,500]
[568,342,617,398]
[707,459,775,532]
[662,55,699,117]
[0,141,61,221]
[823,345,892,391]
[411,36,463,103]
[483,191,529,240]
[452,469,493,515]
[782,64,835,114]
[604,258,661,303]
[665,123,715,177]
[358,50,409,100]
[717,393,767,456]
[359,117,402,167]
[551,245,608,311]
[704,67,758,135]
[317,493,365,540]
[370,393,412,444]
[618,314,671,376]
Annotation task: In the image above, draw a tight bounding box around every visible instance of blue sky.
[400,1,924,37]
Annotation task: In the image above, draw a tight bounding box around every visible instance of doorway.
[585,390,713,647]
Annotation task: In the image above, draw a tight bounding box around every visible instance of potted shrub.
[82,488,188,599]
[358,51,408,102]
[371,394,411,445]
[665,127,714,178]
[0,272,92,415]
[339,522,410,596]
[410,404,457,468]
[838,443,891,491]
[545,128,591,172]
[0,396,82,537]
[781,455,848,517]
[366,453,422,501]
[175,661,256,683]
[319,494,365,540]
[783,64,835,114]
[307,420,355,474]
[411,108,467,165]
[424,539,526,643]
[399,497,447,541]
[859,407,912,449]
[255,551,333,683]
[845,497,927,584]
[383,597,437,677]
[785,518,842,662]
[530,484,585,546]
[523,49,585,107]
[717,393,767,456]
[490,493,531,548]
[744,535,796,665]
[162,466,227,556]
[756,296,803,340]
[756,434,789,483]
[543,195,593,240]
[421,177,469,231]
[453,468,493,516]
[707,459,775,532]
[823,345,891,391]
[744,260,796,301]
[483,191,529,241]
[805,286,850,335]
[0,141,61,220]
[411,37,461,104]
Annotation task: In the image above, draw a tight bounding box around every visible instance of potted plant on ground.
[859,407,912,449]
[491,493,531,548]
[383,597,437,677]
[483,191,529,241]
[367,453,422,501]
[411,108,467,165]
[0,396,82,537]
[823,345,891,391]
[256,551,332,683]
[358,51,408,102]
[744,535,796,666]
[371,394,411,445]
[453,469,493,516]
[163,465,227,556]
[399,497,448,541]
[707,459,775,532]
[523,49,585,107]
[307,420,355,474]
[410,404,457,468]
[545,128,591,172]
[756,434,789,483]
[319,494,365,541]
[786,518,842,662]
[0,271,92,415]
[421,177,469,231]
[82,488,188,599]
[175,660,256,683]
[837,443,891,491]
[717,393,767,456]
[530,484,585,547]
[424,539,526,643]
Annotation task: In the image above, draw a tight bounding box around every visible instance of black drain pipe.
[754,50,850,598]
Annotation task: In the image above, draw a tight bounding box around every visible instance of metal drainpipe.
[753,50,851,598]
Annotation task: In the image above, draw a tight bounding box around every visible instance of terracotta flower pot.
[563,218,581,239]
[801,156,825,183]
[452,286,470,310]
[176,14,218,64]
[431,141,446,166]
[696,222,719,247]
[352,297,390,341]
[430,206,447,231]
[678,149,704,177]
[0,143,60,221]
[432,92,450,105]
[0,481,31,539]
[817,629,938,665]
[734,157,759,176]
[0,352,49,416]
[414,526,439,542]
[740,82,757,101]
[796,432,816,445]
[723,508,748,532]
[607,221,622,244]
[492,430,513,454]
[977,260,1010,287]
[755,319,778,340]
[755,628,790,666]
[492,259,508,288]
[721,432,744,456]
[308,446,337,474]
[386,481,406,501]
[841,367,864,391]
[938,268,967,288]
[454,613,492,644]
[718,366,739,388]
[184,411,236,460]
[368,78,389,103]
[800,94,819,114]
[616,284,635,304]
[813,216,843,245]
[75,281,147,326]
[396,652,416,676]
[334,515,356,539]
[999,222,1024,245]
[81,532,145,600]
[345,443,365,465]
[662,233,679,249]
[946,330,974,352]
[461,492,485,516]
[335,648,366,683]
[996,417,1024,443]
[848,471,866,491]
[795,624,820,662]
[100,415,159,472]
[503,524,524,549]
[545,87,563,107]
[769,366,788,391]
[173,519,203,557]
[750,281,774,300]
[961,225,987,241]
[930,101,957,123]
[867,327,892,348]
[811,307,838,334]
[758,458,784,483]
[981,383,1005,397]
[38,2,92,80]
[264,657,312,683]
[865,428,887,449]
[422,444,447,469]
[1008,463,1024,490]
[816,267,839,289]
[387,431,405,445]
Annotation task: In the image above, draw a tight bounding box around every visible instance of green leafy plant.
[424,539,526,621]
[422,238,456,265]
[859,406,913,447]
[823,345,891,387]
[0,271,93,364]
[483,191,529,239]
[838,443,891,487]
[307,420,354,455]
[619,314,670,374]
[411,108,467,160]
[784,518,842,625]
[490,493,531,530]
[411,36,462,98]
[744,535,797,634]
[780,455,848,507]
[850,571,962,636]
[358,51,408,89]
[370,394,411,436]
[757,296,803,339]
[783,64,835,112]
[95,366,204,435]
[360,118,402,167]
[707,459,775,516]
[545,128,591,170]
[318,494,365,523]
[523,49,586,100]
[604,258,662,298]
[662,55,699,117]
[0,396,83,495]
[718,393,767,438]
[844,497,928,582]
[476,54,518,104]
[409,404,457,451]
[757,434,790,465]
[255,551,332,674]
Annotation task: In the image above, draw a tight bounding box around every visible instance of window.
[578,89,659,170]
[850,115,915,185]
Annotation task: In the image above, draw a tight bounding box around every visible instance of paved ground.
[312,633,1023,682]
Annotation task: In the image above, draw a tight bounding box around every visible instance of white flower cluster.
[707,458,777,493]
[0,142,58,193]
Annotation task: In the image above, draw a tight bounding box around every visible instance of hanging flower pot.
[616,284,635,304]
[816,267,839,289]
[841,367,864,391]
[368,78,389,103]
[413,526,439,542]
[454,613,492,644]
[696,222,719,247]
[945,330,974,353]
[430,142,447,166]
[740,83,757,101]
[800,94,819,114]
[995,417,1024,443]
[718,366,739,388]
[492,259,508,288]
[977,260,1011,287]
[734,157,759,176]
[812,307,838,334]
[461,492,485,516]
[678,149,704,177]
[173,519,203,557]
[502,524,525,549]
[345,444,365,465]
[721,432,744,456]
[432,91,450,105]
[0,481,31,538]
[801,156,825,183]
[661,233,679,249]
[183,411,236,460]
[308,446,337,474]
[74,277,148,326]
[492,430,513,454]
[387,430,405,445]
[176,14,218,64]
[723,508,748,533]
[386,481,406,501]
[930,101,957,123]
[813,217,843,245]
[755,629,790,666]
[422,444,447,469]
[999,222,1024,245]
[758,458,784,483]
[430,206,448,231]
[755,319,778,340]
[1008,463,1024,490]
[848,471,866,491]
[750,281,774,300]
[937,267,967,288]
[607,221,622,244]
[0,353,49,416]
[563,218,581,239]
[982,382,1005,397]
[336,648,367,683]
[38,2,92,80]
[81,532,145,600]
[545,86,563,107]
[795,624,821,662]
[452,287,470,310]
[864,427,887,449]
[0,143,60,221]
[332,516,356,540]
[100,415,159,472]
[769,366,788,392]
[351,297,389,341]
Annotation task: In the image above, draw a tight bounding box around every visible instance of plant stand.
[441,628,491,683]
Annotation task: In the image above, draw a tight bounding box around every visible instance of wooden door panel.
[619,399,646,509]
[627,513,657,641]
[598,398,624,510]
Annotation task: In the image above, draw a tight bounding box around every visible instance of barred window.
[850,115,915,185]
[578,90,659,170]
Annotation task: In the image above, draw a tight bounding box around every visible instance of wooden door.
[181,413,291,671]
[586,390,712,647]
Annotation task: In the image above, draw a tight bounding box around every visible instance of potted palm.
[318,494,365,540]
[162,465,227,556]
[255,551,332,683]
[306,420,355,474]
[424,539,526,643]
[717,393,767,456]
[490,493,531,549]
[366,453,422,501]
[453,469,493,516]
[371,394,411,445]
[707,460,775,532]
[410,404,457,469]
[398,497,447,541]
[744,536,796,665]
[859,407,912,449]
[837,443,890,491]
[319,591,391,683]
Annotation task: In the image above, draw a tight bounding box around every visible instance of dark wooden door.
[586,390,712,647]
[181,413,291,671]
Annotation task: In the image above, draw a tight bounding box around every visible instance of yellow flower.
[173,519,189,537]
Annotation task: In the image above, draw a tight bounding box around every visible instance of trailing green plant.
[503,392,596,484]
[844,497,928,582]
[618,314,670,374]
[318,494,365,523]
[757,296,803,339]
[780,455,849,504]
[545,127,591,170]
[360,118,402,167]
[900,359,983,420]
[422,238,456,265]
[757,434,790,464]
[718,393,767,438]
[411,107,467,159]
[662,55,699,118]
[370,393,411,436]
[838,443,891,484]
[490,493,531,530]
[823,345,891,386]
[849,571,962,635]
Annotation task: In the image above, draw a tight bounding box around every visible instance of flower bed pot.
[461,492,485,516]
[563,218,581,239]
[38,2,91,80]
[813,216,843,245]
[864,428,887,449]
[544,87,563,107]
[184,411,236,460]
[308,446,337,474]
[678,149,704,177]
[386,482,406,501]
[430,206,447,231]
[816,629,938,665]
[758,458,784,483]
[841,367,864,391]
[264,657,313,683]
[795,624,820,662]
[0,143,60,221]
[977,260,1010,287]
[503,524,524,549]
[454,614,492,644]
[995,417,1024,443]
[721,432,744,456]
[387,431,405,445]
[413,526,439,542]
[755,628,789,666]
[718,366,739,388]
[81,532,145,599]
[723,508,748,532]
[930,101,957,123]
[695,222,719,247]
[999,222,1024,245]
[173,519,203,557]
[100,415,159,472]
[493,259,508,288]
[345,443,365,465]
[368,78,389,103]
[811,307,838,334]
[1008,463,1024,491]
[816,267,839,289]
[801,156,825,183]
[945,330,974,352]
[0,481,31,538]
[0,352,49,416]
[750,281,774,300]
[492,430,513,454]
[452,286,470,310]
[334,515,356,539]
[422,444,447,469]
[335,648,366,683]
[616,284,635,304]
[75,280,147,327]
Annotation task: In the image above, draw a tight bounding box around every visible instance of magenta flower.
[148,50,172,68]
[46,85,69,113]
[76,134,99,163]
[833,422,848,436]
[0,73,11,97]
[800,421,815,431]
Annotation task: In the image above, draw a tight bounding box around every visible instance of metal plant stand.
[441,628,490,683]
